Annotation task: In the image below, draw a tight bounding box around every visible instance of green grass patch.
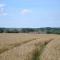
[32,45,46,60]
[32,39,53,60]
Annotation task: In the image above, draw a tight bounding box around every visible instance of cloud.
[0,4,5,7]
[21,9,32,15]
[0,4,8,16]
[0,12,8,16]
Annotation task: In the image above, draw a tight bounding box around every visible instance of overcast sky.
[0,0,60,28]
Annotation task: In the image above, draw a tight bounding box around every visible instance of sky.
[0,0,60,28]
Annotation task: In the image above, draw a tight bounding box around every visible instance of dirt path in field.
[0,37,53,54]
[0,34,56,54]
[0,38,38,54]
[0,34,60,60]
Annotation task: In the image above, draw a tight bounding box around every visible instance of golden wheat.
[0,33,60,60]
[40,39,60,60]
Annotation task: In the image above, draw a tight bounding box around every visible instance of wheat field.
[40,38,60,60]
[0,33,60,60]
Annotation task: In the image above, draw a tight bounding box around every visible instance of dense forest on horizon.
[0,27,60,34]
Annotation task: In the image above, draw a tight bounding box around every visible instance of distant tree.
[0,28,5,33]
[6,29,19,33]
[21,28,34,33]
[40,28,45,31]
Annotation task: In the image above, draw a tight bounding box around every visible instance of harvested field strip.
[0,38,53,60]
[0,38,38,54]
[0,34,59,60]
[0,38,41,60]
[39,39,60,60]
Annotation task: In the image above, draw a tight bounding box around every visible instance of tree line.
[0,27,60,34]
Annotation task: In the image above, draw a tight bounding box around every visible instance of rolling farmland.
[0,33,60,60]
